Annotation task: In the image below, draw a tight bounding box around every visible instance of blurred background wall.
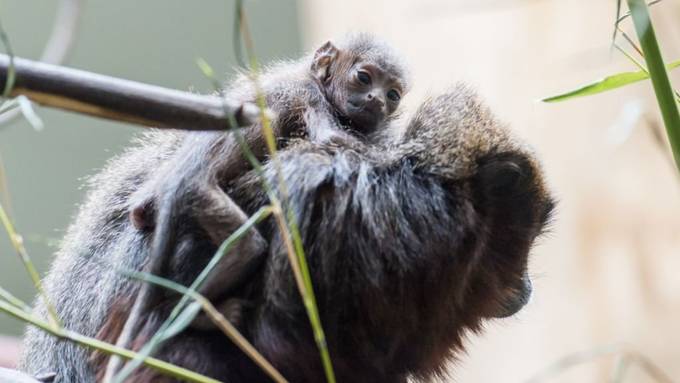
[2,1,680,382]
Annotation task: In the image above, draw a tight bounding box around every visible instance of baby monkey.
[224,32,410,148]
[305,36,409,141]
[105,34,410,374]
[132,33,410,228]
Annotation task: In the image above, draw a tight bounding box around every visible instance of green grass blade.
[542,59,680,103]
[0,300,220,383]
[0,285,30,311]
[0,202,61,328]
[195,57,223,92]
[286,211,335,383]
[626,0,680,171]
[162,301,202,339]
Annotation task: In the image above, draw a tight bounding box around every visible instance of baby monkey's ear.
[311,41,339,83]
[129,198,155,232]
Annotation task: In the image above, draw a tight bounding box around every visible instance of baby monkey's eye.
[357,71,371,85]
[387,89,401,102]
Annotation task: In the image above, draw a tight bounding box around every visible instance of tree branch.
[0,54,257,131]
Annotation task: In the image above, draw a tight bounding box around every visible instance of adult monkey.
[20,84,553,382]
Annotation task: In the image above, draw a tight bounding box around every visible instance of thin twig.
[614,44,646,72]
[617,26,644,57]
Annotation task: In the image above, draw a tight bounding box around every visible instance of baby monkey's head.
[310,34,410,135]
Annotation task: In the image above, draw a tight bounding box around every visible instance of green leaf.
[542,59,680,103]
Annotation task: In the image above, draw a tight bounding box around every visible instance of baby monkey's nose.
[367,93,385,107]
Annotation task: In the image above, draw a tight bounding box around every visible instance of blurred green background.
[0,0,301,336]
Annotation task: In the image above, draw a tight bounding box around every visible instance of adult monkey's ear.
[311,41,339,84]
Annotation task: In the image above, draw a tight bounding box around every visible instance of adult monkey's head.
[310,34,410,136]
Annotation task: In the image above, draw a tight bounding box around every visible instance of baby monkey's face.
[336,60,402,134]
[311,39,407,135]
[335,60,404,134]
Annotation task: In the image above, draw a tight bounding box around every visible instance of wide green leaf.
[542,59,680,103]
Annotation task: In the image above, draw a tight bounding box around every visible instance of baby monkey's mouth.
[337,114,371,138]
[333,107,361,134]
[335,107,380,137]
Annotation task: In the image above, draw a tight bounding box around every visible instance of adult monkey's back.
[20,85,554,382]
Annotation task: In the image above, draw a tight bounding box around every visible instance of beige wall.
[299,1,680,381]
